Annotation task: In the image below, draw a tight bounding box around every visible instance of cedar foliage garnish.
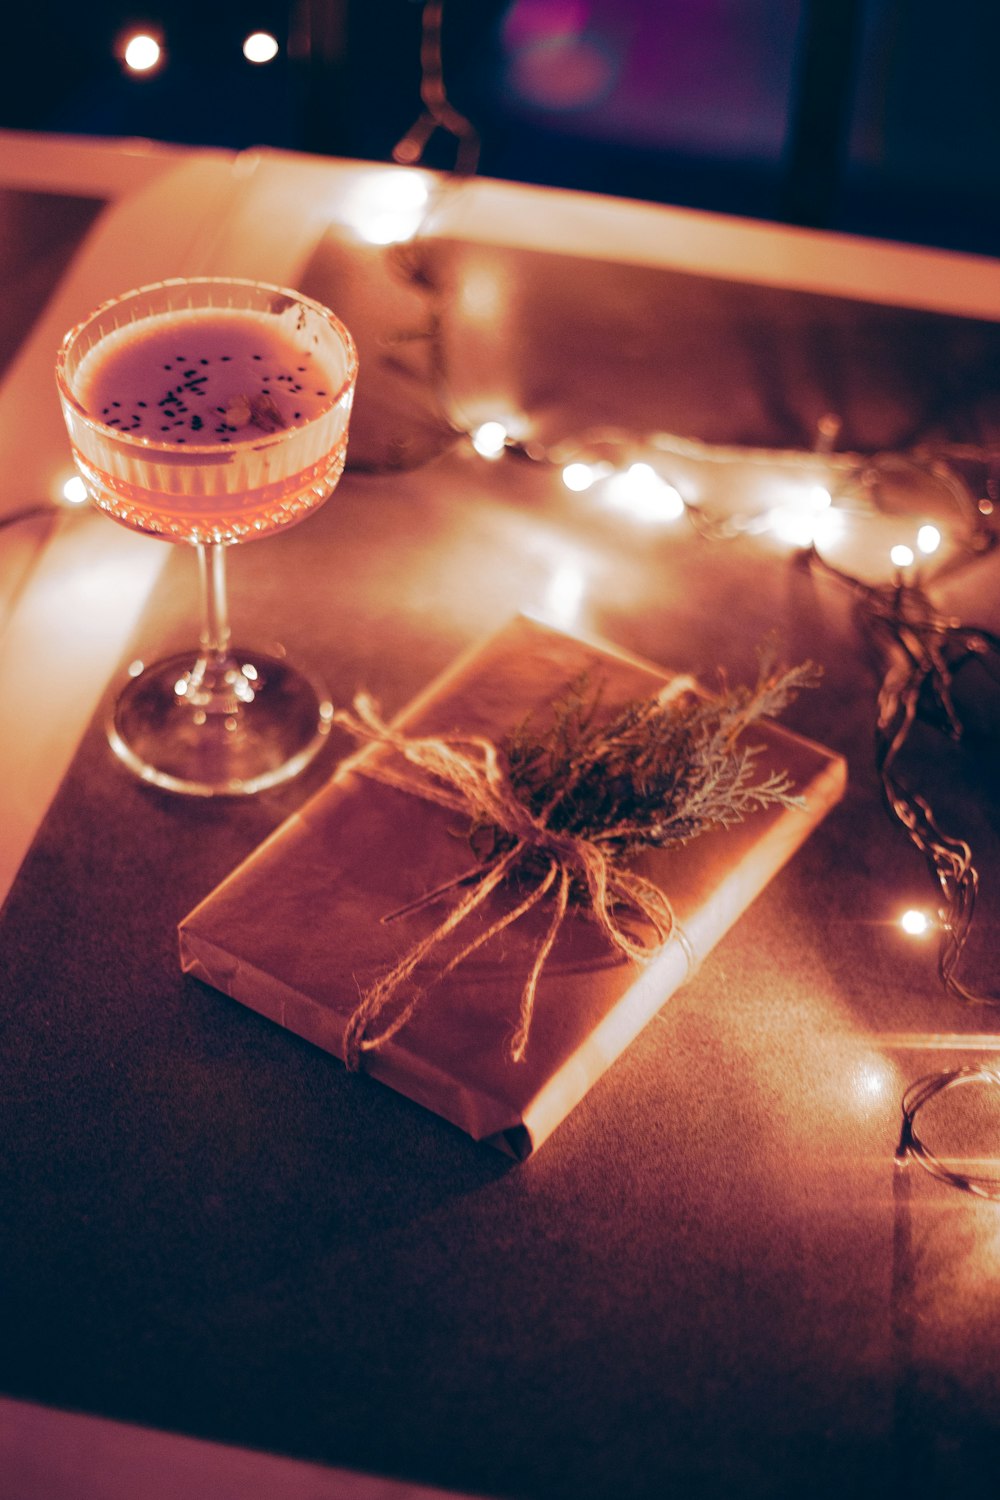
[335,644,822,1066]
[473,644,821,869]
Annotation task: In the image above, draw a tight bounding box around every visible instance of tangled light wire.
[806,499,1000,1008]
[897,1067,1000,1199]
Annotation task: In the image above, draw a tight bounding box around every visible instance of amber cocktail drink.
[56,278,358,795]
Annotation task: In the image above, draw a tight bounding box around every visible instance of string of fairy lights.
[458,407,1000,1028]
[388,1,1000,1197]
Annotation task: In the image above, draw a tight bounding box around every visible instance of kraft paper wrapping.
[179,616,847,1157]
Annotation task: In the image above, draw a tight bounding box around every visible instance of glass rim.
[54,275,359,456]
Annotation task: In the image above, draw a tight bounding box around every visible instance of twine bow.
[333,693,684,1070]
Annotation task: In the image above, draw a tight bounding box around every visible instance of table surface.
[3,163,1000,1500]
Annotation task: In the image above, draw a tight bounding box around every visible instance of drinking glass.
[56,277,358,795]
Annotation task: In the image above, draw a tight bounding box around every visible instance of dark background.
[4,0,1000,259]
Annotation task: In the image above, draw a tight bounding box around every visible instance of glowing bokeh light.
[769,505,819,548]
[509,35,616,110]
[605,463,685,523]
[123,34,161,72]
[341,169,430,244]
[901,908,931,936]
[562,462,596,492]
[472,421,508,459]
[917,523,942,555]
[890,544,915,568]
[810,505,845,552]
[767,480,837,548]
[243,31,279,64]
[61,475,88,505]
[503,0,590,47]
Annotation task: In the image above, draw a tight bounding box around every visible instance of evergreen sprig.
[485,646,821,866]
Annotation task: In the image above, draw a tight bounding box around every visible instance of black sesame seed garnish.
[221,356,232,362]
[252,354,262,361]
[137,401,147,408]
[200,358,209,365]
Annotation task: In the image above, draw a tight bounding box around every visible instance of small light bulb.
[890,544,914,569]
[916,523,941,555]
[61,475,88,505]
[472,421,508,459]
[562,462,596,493]
[901,908,931,936]
[606,463,685,523]
[769,506,817,548]
[378,171,430,210]
[647,483,685,522]
[243,31,279,63]
[123,34,161,72]
[808,484,832,509]
[342,169,430,244]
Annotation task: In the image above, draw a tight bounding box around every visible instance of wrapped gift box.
[179,616,846,1157]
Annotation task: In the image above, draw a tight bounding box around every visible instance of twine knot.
[333,694,682,1070]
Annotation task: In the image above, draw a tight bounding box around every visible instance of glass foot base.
[108,649,334,796]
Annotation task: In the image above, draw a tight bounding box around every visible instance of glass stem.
[197,542,232,664]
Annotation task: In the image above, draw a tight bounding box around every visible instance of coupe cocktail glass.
[56,277,358,795]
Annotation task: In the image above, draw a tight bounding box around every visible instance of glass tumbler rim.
[55,274,359,457]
